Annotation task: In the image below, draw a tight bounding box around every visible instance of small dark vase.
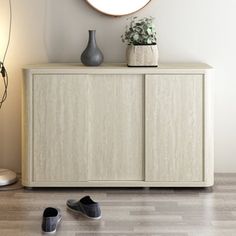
[81,30,104,66]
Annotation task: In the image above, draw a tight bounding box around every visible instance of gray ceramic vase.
[81,30,104,66]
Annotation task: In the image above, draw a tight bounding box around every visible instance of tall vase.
[81,30,104,66]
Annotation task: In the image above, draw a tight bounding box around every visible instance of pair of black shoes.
[42,196,101,234]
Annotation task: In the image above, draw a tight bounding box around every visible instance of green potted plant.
[121,16,158,67]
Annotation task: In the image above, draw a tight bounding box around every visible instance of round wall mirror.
[86,0,151,16]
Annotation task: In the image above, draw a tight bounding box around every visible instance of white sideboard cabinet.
[22,64,214,187]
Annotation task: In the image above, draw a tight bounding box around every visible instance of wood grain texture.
[24,180,212,188]
[32,74,88,182]
[22,63,212,75]
[204,70,214,186]
[145,74,204,182]
[0,174,234,236]
[127,45,158,66]
[87,74,144,181]
[22,70,33,185]
[22,64,214,187]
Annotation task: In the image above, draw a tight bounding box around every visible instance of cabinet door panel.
[33,75,88,182]
[88,75,144,181]
[145,75,203,182]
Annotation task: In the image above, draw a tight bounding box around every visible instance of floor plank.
[0,174,236,235]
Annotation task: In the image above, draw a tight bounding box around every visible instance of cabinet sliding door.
[145,74,204,182]
[88,74,144,181]
[33,74,88,182]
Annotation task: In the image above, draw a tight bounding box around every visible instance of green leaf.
[147,28,152,35]
[121,16,157,45]
[147,38,152,44]
[133,33,139,41]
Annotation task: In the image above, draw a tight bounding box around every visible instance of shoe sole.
[42,216,62,234]
[66,205,102,220]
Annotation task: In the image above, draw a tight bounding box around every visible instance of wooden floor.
[0,174,236,236]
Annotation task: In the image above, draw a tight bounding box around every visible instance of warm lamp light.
[0,0,17,187]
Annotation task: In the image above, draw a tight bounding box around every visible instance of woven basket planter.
[126,44,158,67]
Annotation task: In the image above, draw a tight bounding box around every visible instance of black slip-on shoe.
[67,196,101,220]
[42,207,62,234]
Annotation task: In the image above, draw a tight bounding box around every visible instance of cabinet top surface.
[23,63,212,74]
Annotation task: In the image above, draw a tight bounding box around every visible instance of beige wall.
[0,0,236,172]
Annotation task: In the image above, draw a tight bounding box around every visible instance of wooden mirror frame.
[86,0,151,17]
